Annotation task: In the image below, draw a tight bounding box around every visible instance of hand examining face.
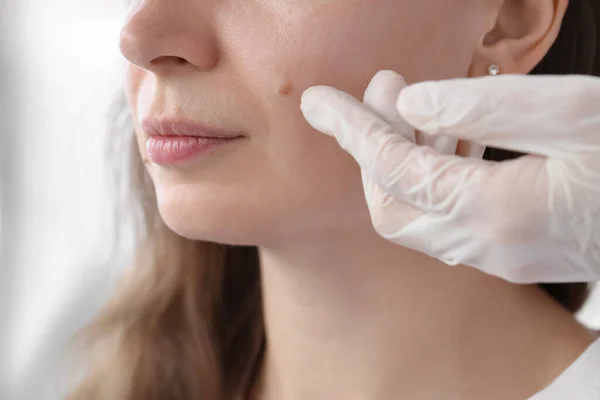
[301,70,600,284]
[121,0,594,281]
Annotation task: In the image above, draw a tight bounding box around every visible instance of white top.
[529,337,600,399]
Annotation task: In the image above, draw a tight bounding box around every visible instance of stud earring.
[488,64,501,76]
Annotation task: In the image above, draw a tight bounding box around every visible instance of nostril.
[151,56,187,66]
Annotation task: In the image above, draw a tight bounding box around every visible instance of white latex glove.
[300,70,600,284]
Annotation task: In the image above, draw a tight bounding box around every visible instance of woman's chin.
[155,203,277,247]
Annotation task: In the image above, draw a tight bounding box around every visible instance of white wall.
[3,1,600,399]
[6,1,129,398]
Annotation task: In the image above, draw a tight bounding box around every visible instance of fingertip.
[300,85,353,138]
[372,69,406,83]
[363,70,415,141]
[396,82,443,134]
[367,71,406,96]
[396,82,429,114]
[300,86,326,114]
[301,85,321,101]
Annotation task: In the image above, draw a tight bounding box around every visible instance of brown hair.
[67,2,600,399]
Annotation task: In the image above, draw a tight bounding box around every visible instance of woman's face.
[120,0,495,245]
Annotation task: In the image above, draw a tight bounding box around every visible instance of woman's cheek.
[231,3,434,110]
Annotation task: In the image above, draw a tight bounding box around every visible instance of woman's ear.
[469,0,569,76]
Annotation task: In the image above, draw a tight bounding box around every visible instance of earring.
[488,64,501,76]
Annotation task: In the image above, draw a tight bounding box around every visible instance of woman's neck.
[253,227,596,400]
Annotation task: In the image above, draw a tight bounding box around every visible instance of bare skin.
[119,0,597,398]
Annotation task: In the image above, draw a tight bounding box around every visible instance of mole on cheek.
[278,81,293,96]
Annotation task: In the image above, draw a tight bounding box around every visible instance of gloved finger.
[360,70,428,223]
[300,84,489,212]
[396,75,600,158]
[428,134,459,155]
[362,70,416,143]
[413,130,460,154]
[361,70,458,154]
[301,84,407,179]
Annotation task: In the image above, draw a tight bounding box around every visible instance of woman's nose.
[119,1,219,75]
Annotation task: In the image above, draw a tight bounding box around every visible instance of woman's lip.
[145,135,244,165]
[141,117,245,139]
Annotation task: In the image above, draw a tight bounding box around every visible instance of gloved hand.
[300,70,600,284]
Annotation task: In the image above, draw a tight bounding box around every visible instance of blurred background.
[1,1,600,399]
[3,1,131,399]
